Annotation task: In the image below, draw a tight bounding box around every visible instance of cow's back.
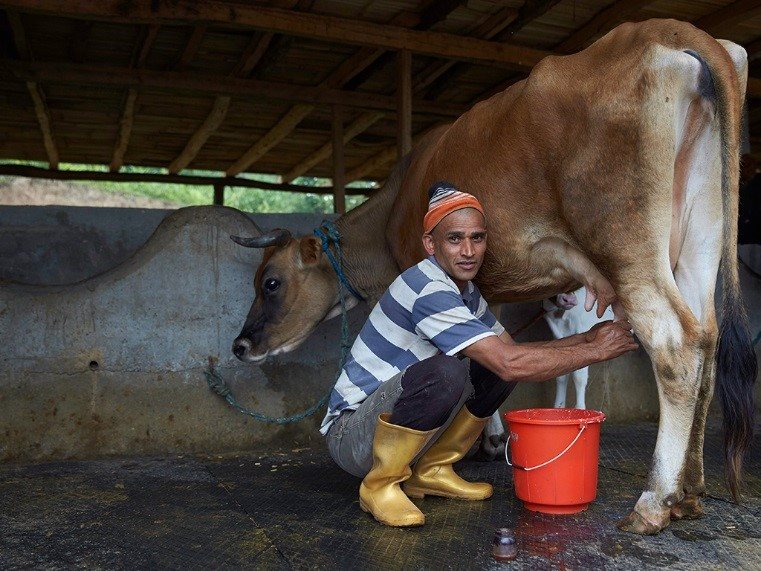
[386,19,738,303]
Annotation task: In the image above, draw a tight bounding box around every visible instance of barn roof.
[1,1,760,205]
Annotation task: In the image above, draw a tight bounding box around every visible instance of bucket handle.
[504,424,587,471]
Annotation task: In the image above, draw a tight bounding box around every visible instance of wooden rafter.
[0,164,368,195]
[110,88,138,172]
[269,2,464,181]
[2,1,549,70]
[6,60,466,117]
[420,0,560,102]
[231,32,275,78]
[693,0,761,35]
[225,1,464,177]
[332,107,345,214]
[176,24,207,69]
[168,96,231,174]
[555,0,656,54]
[345,145,397,183]
[6,9,59,169]
[225,104,314,176]
[493,0,563,41]
[110,23,159,172]
[282,112,385,182]
[26,81,58,169]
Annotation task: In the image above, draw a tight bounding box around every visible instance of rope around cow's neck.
[204,220,361,424]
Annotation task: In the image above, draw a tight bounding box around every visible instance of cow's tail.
[692,45,757,502]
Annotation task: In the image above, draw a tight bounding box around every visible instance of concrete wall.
[0,205,759,462]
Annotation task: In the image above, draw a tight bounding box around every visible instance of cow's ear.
[299,236,322,266]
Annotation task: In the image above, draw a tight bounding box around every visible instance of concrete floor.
[1,422,759,570]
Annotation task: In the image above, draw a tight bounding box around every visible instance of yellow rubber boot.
[359,413,436,527]
[404,406,493,500]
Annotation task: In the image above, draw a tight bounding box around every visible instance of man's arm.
[499,329,586,348]
[470,321,637,383]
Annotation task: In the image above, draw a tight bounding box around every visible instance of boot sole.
[359,498,425,527]
[404,485,492,501]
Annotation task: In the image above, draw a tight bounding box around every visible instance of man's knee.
[420,354,469,402]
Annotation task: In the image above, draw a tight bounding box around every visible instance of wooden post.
[332,106,346,214]
[213,183,225,205]
[397,49,412,161]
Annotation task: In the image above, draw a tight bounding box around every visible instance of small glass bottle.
[492,528,517,562]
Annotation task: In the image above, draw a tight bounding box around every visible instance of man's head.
[422,182,487,291]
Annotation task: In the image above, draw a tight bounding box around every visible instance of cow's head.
[230,229,357,363]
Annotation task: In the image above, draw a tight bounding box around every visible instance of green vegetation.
[0,161,372,213]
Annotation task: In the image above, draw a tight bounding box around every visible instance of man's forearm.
[520,333,586,349]
[503,340,601,383]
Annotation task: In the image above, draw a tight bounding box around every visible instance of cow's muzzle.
[232,337,267,363]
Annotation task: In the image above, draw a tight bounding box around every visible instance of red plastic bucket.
[503,408,606,514]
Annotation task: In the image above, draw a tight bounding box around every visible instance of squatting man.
[320,182,638,527]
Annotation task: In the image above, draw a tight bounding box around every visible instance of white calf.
[543,288,613,409]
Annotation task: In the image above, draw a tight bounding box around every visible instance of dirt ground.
[0,177,180,208]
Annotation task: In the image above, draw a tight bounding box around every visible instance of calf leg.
[572,367,589,409]
[554,374,569,407]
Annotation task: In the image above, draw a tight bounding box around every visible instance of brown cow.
[231,20,756,535]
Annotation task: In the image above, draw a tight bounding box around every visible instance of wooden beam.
[5,60,466,117]
[0,164,370,195]
[282,111,385,182]
[110,88,137,172]
[133,24,160,67]
[3,1,550,70]
[213,182,225,205]
[231,2,462,179]
[26,81,58,169]
[420,1,558,99]
[176,24,207,69]
[6,10,60,170]
[332,107,345,214]
[693,0,761,35]
[397,50,412,161]
[494,0,562,41]
[5,10,30,60]
[346,145,397,183]
[111,24,159,172]
[168,95,231,174]
[226,104,315,176]
[555,0,655,54]
[231,32,275,77]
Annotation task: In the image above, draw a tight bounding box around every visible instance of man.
[320,182,637,527]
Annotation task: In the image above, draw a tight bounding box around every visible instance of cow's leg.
[554,374,569,407]
[573,367,589,409]
[613,279,705,534]
[666,164,723,522]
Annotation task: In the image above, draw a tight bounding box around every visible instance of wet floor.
[1,422,759,569]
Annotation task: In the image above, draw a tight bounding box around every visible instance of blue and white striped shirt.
[320,256,504,435]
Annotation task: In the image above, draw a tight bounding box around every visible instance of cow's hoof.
[670,495,704,520]
[616,510,668,535]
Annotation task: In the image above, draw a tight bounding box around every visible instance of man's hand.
[584,320,638,360]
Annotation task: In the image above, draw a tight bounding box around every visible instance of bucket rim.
[503,407,606,425]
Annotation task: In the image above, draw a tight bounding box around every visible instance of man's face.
[422,208,487,291]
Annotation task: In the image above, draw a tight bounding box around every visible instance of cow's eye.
[264,278,280,293]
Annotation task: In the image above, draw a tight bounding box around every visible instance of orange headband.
[423,184,484,234]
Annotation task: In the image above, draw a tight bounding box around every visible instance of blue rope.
[205,220,361,424]
[314,221,366,302]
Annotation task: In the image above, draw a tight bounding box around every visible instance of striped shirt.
[320,256,504,435]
